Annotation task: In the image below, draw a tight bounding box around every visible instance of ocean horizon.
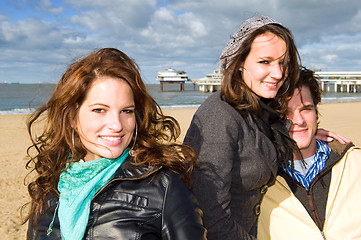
[1,82,361,115]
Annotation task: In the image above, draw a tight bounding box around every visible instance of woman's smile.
[77,77,136,161]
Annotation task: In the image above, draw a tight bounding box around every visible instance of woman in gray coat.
[184,15,300,239]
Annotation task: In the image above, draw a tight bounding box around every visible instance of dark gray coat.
[184,93,278,240]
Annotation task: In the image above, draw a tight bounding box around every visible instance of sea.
[1,83,361,115]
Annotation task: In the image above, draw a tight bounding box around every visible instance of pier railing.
[190,71,361,93]
[316,71,361,93]
[189,79,221,92]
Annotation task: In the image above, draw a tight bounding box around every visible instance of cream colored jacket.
[258,146,361,240]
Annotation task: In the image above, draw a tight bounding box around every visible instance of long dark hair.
[221,23,301,115]
[23,48,196,223]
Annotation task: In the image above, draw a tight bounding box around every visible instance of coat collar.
[325,141,354,168]
[112,156,163,180]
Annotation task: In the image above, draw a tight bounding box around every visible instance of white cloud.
[154,7,176,23]
[322,54,338,63]
[63,36,86,44]
[35,0,64,15]
[70,11,114,32]
[2,0,361,83]
[65,0,157,28]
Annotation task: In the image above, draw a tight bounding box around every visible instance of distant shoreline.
[2,83,361,114]
[2,100,361,115]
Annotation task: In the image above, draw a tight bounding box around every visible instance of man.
[258,67,361,239]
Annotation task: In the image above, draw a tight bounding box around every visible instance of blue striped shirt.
[283,140,331,190]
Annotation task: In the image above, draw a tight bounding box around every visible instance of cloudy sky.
[1,0,361,84]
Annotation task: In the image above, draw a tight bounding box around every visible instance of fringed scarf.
[56,149,129,240]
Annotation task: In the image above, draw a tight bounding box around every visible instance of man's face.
[287,86,318,159]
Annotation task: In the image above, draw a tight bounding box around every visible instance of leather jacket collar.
[111,156,163,181]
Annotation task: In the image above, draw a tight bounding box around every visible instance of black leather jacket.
[27,158,207,240]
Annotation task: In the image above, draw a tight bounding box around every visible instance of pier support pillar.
[160,81,185,92]
[199,85,205,92]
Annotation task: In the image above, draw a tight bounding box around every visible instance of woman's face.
[241,32,287,99]
[76,77,136,161]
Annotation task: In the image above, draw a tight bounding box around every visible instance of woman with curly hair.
[24,48,206,240]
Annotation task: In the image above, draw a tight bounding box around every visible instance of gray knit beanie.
[219,15,281,71]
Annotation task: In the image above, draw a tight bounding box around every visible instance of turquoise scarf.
[57,149,129,240]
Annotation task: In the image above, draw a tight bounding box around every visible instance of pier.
[156,68,188,92]
[316,71,361,93]
[191,69,222,93]
[192,70,361,93]
[159,80,185,92]
[191,79,221,92]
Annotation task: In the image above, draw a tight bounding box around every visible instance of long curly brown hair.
[23,48,196,223]
[220,23,301,115]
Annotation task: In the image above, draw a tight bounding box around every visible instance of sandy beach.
[1,102,361,239]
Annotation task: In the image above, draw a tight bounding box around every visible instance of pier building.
[156,68,188,92]
[191,70,361,93]
[190,70,222,93]
[316,71,361,93]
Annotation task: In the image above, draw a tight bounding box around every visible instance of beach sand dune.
[1,102,360,239]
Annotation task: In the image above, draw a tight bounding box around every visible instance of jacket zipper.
[276,177,326,238]
[277,144,355,239]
